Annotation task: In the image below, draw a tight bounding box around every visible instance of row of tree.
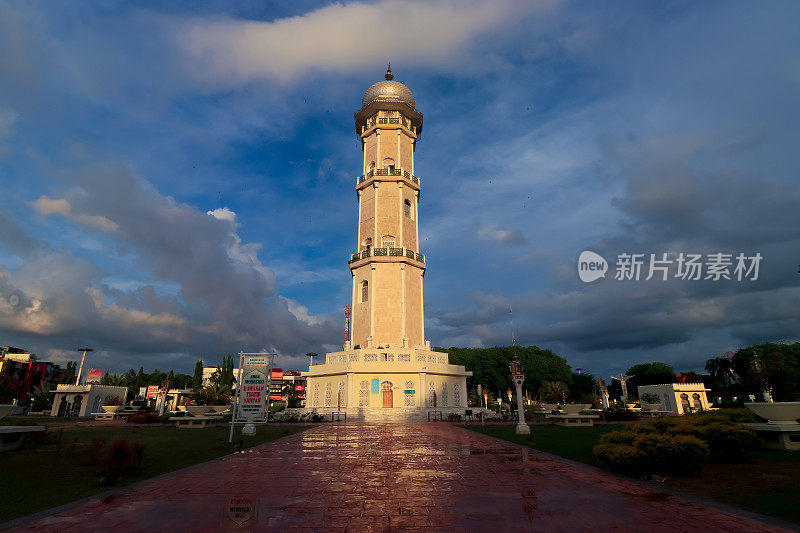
[705,342,800,402]
[442,346,600,404]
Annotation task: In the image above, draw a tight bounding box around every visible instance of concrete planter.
[185,406,213,417]
[641,403,661,412]
[561,404,591,415]
[208,405,230,414]
[746,402,800,424]
[102,405,123,413]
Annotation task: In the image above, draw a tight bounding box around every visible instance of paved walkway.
[6,423,794,532]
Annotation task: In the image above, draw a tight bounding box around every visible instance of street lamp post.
[75,347,93,386]
[509,355,530,435]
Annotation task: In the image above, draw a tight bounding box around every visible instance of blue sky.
[1,0,799,378]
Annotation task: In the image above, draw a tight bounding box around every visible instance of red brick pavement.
[5,423,794,532]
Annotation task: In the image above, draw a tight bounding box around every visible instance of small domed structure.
[361,64,415,108]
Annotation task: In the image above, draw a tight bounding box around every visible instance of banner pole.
[230,351,244,443]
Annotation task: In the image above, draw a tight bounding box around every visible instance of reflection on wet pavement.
[5,423,789,532]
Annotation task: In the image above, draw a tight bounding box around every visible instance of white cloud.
[477,224,527,245]
[207,206,237,223]
[178,0,534,85]
[32,195,120,233]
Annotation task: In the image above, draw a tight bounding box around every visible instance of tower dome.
[361,64,415,108]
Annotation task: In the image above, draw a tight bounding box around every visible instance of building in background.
[0,346,62,406]
[637,383,713,414]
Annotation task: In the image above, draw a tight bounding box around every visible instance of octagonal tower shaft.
[349,88,426,350]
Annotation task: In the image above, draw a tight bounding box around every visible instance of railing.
[364,115,416,134]
[349,247,425,263]
[356,169,420,187]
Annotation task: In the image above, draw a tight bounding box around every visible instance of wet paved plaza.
[6,423,792,532]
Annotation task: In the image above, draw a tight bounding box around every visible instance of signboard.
[146,385,159,399]
[235,355,271,423]
[371,378,379,394]
[85,368,102,383]
[404,389,415,395]
[294,385,305,391]
[137,387,147,401]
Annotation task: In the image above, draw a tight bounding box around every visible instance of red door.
[381,382,393,408]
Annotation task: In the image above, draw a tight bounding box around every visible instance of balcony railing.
[349,247,425,263]
[356,169,420,187]
[365,115,416,134]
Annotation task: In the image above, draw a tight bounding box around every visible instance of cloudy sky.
[1,0,798,378]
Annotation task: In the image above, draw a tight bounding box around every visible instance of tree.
[199,382,232,405]
[211,355,236,389]
[443,346,573,399]
[30,384,52,411]
[192,360,204,392]
[625,362,676,398]
[59,361,77,384]
[540,381,569,403]
[569,372,598,404]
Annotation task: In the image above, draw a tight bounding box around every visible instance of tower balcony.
[356,168,420,191]
[349,247,426,268]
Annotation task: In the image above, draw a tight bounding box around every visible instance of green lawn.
[466,423,625,465]
[0,423,311,522]
[465,423,800,525]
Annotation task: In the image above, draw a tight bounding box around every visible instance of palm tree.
[540,381,569,403]
[30,384,52,411]
[199,382,232,405]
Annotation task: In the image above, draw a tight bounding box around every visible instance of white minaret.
[349,65,425,350]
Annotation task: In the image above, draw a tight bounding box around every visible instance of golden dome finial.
[385,63,393,81]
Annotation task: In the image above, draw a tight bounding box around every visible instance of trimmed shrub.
[594,429,709,476]
[645,412,758,462]
[102,439,145,485]
[448,413,463,422]
[601,409,638,422]
[126,412,160,424]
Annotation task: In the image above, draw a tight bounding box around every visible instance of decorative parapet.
[304,348,471,377]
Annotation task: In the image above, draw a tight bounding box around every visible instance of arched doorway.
[381,381,393,408]
[57,397,67,416]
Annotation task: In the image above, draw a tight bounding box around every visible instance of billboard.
[235,355,271,423]
[86,368,102,383]
[146,385,159,399]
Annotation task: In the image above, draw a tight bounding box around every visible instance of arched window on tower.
[382,157,395,171]
[361,281,369,303]
[404,199,412,219]
[382,234,395,248]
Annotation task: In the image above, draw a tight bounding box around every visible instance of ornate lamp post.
[509,355,530,435]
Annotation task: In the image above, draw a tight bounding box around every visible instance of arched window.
[382,157,395,170]
[338,382,346,407]
[692,393,703,411]
[361,281,369,303]
[313,384,319,407]
[441,383,449,407]
[325,383,332,407]
[404,199,412,219]
[454,384,461,407]
[428,381,436,407]
[382,234,395,248]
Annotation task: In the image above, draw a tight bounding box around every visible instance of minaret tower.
[349,65,426,350]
